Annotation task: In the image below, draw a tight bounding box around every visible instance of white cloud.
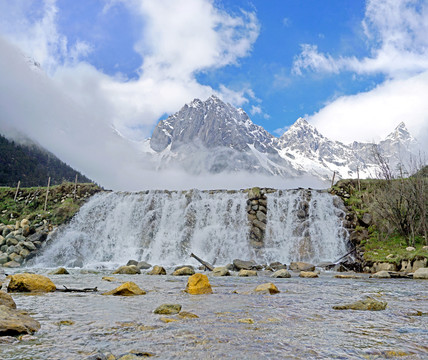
[0,0,261,188]
[250,105,262,115]
[308,71,428,151]
[292,0,428,154]
[293,0,428,78]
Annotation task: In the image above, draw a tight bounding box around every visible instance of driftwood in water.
[334,247,356,264]
[56,285,98,293]
[190,253,214,271]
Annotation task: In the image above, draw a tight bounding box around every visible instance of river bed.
[1,270,427,360]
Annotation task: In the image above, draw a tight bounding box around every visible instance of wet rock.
[299,271,318,278]
[154,304,182,315]
[126,260,139,266]
[185,273,213,295]
[289,262,315,272]
[333,297,387,311]
[49,267,69,275]
[0,305,41,336]
[212,267,230,276]
[137,261,152,270]
[2,261,20,268]
[238,318,254,324]
[269,262,287,270]
[271,269,291,278]
[254,283,280,294]
[0,291,16,309]
[148,265,166,275]
[103,282,146,296]
[238,269,257,277]
[370,271,391,279]
[112,265,141,275]
[8,273,56,293]
[172,266,195,276]
[413,268,428,279]
[233,259,256,270]
[178,311,199,319]
[102,276,118,282]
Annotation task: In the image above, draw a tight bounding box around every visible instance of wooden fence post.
[14,180,21,202]
[73,174,78,200]
[44,177,51,212]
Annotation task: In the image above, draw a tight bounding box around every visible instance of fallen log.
[56,285,98,293]
[333,247,356,264]
[190,253,214,271]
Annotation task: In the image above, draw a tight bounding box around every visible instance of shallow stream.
[1,270,427,360]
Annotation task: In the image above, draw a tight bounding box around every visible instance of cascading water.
[263,189,349,264]
[30,188,349,269]
[30,190,254,268]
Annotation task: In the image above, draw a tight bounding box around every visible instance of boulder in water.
[126,260,139,266]
[333,297,387,311]
[0,305,41,336]
[370,271,391,279]
[254,283,280,294]
[102,282,146,296]
[299,271,318,278]
[7,273,56,293]
[185,273,213,295]
[238,269,257,277]
[2,261,21,268]
[49,267,69,275]
[271,269,291,278]
[233,259,256,270]
[137,261,152,270]
[289,262,315,272]
[112,265,141,275]
[154,304,182,315]
[173,266,195,276]
[212,267,230,276]
[0,291,16,309]
[269,262,287,270]
[148,265,166,275]
[413,268,428,279]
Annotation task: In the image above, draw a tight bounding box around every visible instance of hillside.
[0,134,92,187]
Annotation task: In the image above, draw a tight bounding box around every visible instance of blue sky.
[0,0,427,189]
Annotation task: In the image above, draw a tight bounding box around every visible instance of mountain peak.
[385,121,413,143]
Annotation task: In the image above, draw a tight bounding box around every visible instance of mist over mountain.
[142,96,419,182]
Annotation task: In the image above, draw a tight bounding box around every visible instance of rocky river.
[1,268,427,360]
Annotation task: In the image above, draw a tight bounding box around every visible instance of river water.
[1,269,427,360]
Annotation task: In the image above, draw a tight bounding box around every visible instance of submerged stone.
[148,265,166,275]
[333,297,387,311]
[254,283,280,294]
[154,304,182,315]
[49,267,69,275]
[271,269,291,278]
[103,282,146,296]
[112,265,141,275]
[212,266,230,276]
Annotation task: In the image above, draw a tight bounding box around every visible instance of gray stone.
[370,271,391,278]
[112,265,141,275]
[269,262,287,270]
[256,211,266,222]
[154,304,182,315]
[126,260,139,266]
[413,267,428,279]
[233,259,256,270]
[173,267,195,276]
[361,213,372,226]
[6,238,18,246]
[22,241,36,251]
[0,253,8,265]
[238,269,258,277]
[271,269,291,278]
[137,261,152,270]
[253,219,266,231]
[333,298,387,311]
[212,267,230,276]
[0,305,41,335]
[289,262,315,272]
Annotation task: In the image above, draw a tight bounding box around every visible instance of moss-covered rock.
[333,297,387,311]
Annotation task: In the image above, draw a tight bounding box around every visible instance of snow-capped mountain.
[143,96,419,182]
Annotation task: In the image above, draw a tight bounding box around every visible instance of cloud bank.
[293,0,428,151]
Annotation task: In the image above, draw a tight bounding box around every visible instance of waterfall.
[30,188,349,269]
[263,189,349,264]
[31,190,254,268]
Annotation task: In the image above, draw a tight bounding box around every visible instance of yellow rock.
[159,317,179,323]
[254,282,280,294]
[54,320,75,326]
[102,281,146,296]
[238,318,254,324]
[7,273,56,293]
[102,276,118,282]
[185,273,213,295]
[238,269,258,277]
[0,291,16,309]
[299,271,318,278]
[178,311,199,319]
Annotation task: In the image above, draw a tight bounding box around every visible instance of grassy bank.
[331,178,428,265]
[0,182,102,226]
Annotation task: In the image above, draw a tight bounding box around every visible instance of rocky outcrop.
[7,273,56,293]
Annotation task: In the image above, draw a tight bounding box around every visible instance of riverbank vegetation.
[0,182,102,225]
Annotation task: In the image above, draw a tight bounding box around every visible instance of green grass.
[0,182,101,225]
[361,233,428,265]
